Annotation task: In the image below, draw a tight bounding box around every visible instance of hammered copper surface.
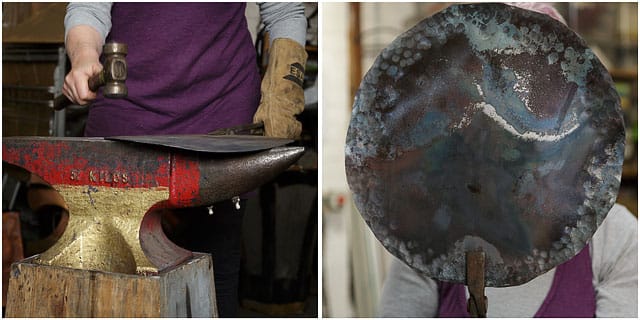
[346,3,624,286]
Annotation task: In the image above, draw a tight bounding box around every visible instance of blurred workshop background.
[322,2,637,317]
[2,2,318,317]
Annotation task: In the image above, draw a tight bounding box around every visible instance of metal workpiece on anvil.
[346,3,624,288]
[3,136,305,274]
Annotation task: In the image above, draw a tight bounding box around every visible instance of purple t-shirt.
[85,3,261,136]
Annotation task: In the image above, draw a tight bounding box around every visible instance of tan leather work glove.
[253,38,308,139]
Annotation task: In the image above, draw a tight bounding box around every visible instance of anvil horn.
[171,146,306,207]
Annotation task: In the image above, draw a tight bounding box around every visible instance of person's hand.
[253,38,308,139]
[63,48,102,106]
[63,25,104,106]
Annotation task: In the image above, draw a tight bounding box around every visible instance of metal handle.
[208,122,265,136]
[466,251,488,317]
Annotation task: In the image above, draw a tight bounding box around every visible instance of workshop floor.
[237,294,318,318]
[237,275,318,318]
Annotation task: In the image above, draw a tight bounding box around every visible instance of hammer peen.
[54,42,128,110]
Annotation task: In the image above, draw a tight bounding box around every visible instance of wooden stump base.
[5,253,217,317]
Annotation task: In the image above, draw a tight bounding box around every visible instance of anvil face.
[345,3,624,286]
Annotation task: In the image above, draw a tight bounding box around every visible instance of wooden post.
[5,253,217,317]
[2,212,24,308]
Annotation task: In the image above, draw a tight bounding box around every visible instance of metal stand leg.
[52,46,67,137]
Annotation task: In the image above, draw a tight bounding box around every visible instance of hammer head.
[101,42,128,98]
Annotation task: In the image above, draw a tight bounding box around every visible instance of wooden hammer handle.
[53,71,104,111]
[88,71,105,92]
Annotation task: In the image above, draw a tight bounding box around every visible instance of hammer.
[54,42,128,110]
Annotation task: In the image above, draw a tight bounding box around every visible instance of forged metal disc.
[345,3,624,287]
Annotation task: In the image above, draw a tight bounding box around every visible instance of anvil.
[346,2,624,299]
[3,136,304,274]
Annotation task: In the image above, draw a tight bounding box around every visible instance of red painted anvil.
[2,135,304,274]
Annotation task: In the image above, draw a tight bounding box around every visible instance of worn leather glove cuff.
[253,38,308,139]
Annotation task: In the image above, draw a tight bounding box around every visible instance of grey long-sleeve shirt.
[65,2,306,46]
[379,203,638,317]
